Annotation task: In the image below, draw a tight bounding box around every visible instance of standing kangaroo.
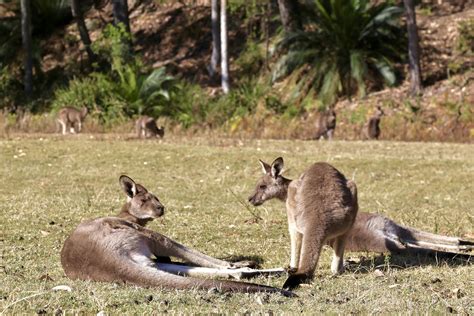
[313,109,337,140]
[61,175,293,296]
[362,106,384,140]
[135,116,165,139]
[248,158,358,290]
[57,106,88,135]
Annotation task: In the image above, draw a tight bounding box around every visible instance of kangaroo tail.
[123,264,296,297]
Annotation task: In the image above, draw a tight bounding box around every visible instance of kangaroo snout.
[155,205,165,217]
[248,194,262,206]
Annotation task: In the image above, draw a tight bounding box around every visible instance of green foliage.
[52,73,127,125]
[273,0,406,105]
[92,23,132,66]
[0,66,22,110]
[455,19,474,56]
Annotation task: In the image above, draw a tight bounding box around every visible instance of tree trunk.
[209,0,220,78]
[21,0,33,98]
[403,0,422,95]
[277,0,302,33]
[220,0,229,93]
[71,0,96,63]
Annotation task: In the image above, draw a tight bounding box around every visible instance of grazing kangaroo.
[362,106,384,140]
[61,175,293,296]
[57,106,88,135]
[135,116,165,139]
[314,108,336,140]
[329,210,474,256]
[248,158,358,290]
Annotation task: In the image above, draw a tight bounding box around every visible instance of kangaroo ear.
[134,183,148,194]
[271,157,284,178]
[259,159,271,174]
[119,175,138,198]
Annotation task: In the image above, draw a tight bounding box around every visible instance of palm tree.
[20,0,32,98]
[403,0,422,95]
[273,0,406,105]
[71,0,96,63]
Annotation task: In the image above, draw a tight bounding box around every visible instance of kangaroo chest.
[286,179,304,232]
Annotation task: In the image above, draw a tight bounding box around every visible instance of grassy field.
[1,134,473,314]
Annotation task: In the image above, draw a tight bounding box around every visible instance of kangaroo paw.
[285,266,298,275]
[230,260,257,269]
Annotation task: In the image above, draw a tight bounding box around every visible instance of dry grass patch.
[0,136,472,314]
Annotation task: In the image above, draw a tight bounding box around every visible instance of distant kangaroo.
[248,158,358,290]
[61,175,293,296]
[362,106,384,140]
[313,108,336,140]
[135,116,165,139]
[57,106,88,135]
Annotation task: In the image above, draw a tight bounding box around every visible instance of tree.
[209,0,220,78]
[20,0,32,98]
[220,0,229,93]
[277,0,302,33]
[403,0,422,95]
[71,0,96,63]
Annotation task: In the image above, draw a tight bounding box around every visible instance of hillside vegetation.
[0,0,473,141]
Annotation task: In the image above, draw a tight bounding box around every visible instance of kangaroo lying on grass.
[61,175,292,296]
[135,116,165,139]
[57,106,88,135]
[335,211,474,256]
[248,157,358,290]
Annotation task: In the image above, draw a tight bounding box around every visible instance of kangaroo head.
[81,107,88,118]
[327,109,336,125]
[248,157,289,206]
[119,175,165,220]
[157,126,165,138]
[374,106,384,119]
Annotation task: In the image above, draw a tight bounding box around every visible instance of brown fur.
[362,106,384,140]
[61,175,293,296]
[135,116,164,138]
[57,106,88,135]
[248,158,358,290]
[314,109,336,140]
[329,210,474,255]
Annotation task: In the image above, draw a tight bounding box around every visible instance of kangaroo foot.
[282,274,311,290]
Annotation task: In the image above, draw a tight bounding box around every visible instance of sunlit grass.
[0,135,472,314]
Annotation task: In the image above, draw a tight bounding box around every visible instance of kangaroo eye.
[259,185,267,190]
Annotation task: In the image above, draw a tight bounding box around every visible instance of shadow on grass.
[345,251,472,274]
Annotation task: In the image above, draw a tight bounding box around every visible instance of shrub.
[456,19,474,56]
[52,73,127,126]
[273,0,406,105]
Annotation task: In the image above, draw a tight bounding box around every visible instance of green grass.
[1,135,473,314]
